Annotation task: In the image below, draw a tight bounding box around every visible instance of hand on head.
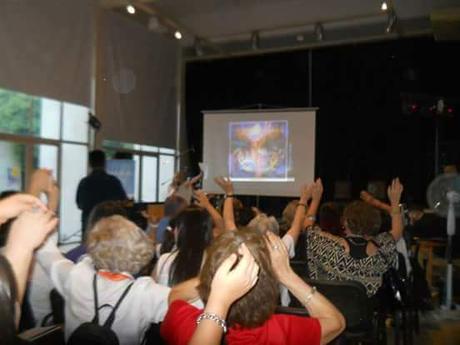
[387,178,403,206]
[210,243,259,308]
[214,177,234,195]
[265,232,291,283]
[0,194,47,224]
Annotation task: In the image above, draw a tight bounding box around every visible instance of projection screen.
[202,108,316,197]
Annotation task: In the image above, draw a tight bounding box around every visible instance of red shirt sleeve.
[280,314,321,345]
[160,300,202,345]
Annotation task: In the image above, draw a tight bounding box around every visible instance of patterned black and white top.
[306,227,397,297]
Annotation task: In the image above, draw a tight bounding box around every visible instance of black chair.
[289,279,380,344]
[18,325,64,345]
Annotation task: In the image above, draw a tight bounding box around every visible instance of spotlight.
[126,4,136,15]
[381,1,388,11]
[251,31,260,50]
[385,10,397,33]
[174,30,182,40]
[314,23,324,41]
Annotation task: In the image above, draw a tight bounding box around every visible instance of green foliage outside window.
[0,88,41,136]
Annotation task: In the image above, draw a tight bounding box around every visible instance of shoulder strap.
[102,280,134,328]
[91,273,135,328]
[92,273,100,324]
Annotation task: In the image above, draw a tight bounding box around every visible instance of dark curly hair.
[198,228,279,328]
[343,201,381,236]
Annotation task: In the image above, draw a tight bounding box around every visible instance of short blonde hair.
[248,213,279,235]
[86,215,154,274]
[282,200,299,226]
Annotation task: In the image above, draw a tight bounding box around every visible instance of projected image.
[229,120,289,181]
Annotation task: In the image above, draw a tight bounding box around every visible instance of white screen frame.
[202,108,317,197]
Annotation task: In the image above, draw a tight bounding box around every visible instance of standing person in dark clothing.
[76,150,127,234]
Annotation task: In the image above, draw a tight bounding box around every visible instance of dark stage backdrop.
[185,37,460,215]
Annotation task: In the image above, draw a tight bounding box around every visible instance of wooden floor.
[413,309,460,345]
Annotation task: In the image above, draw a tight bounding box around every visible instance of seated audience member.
[161,229,345,345]
[193,190,225,238]
[360,190,412,274]
[65,200,128,263]
[0,193,57,344]
[318,202,344,236]
[153,205,213,291]
[36,215,170,344]
[306,178,404,297]
[154,195,187,249]
[215,176,317,258]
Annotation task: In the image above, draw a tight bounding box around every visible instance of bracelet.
[196,312,227,333]
[306,215,316,222]
[391,206,401,215]
[225,194,234,198]
[297,203,308,209]
[303,286,317,305]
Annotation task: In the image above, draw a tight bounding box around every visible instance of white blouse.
[36,235,171,345]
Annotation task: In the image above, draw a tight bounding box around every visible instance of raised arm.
[214,177,237,231]
[267,232,345,345]
[387,178,404,241]
[360,190,392,213]
[285,183,312,244]
[194,190,225,237]
[28,169,60,213]
[2,199,57,304]
[304,178,323,229]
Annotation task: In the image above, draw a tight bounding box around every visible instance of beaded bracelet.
[196,312,227,333]
[297,203,308,209]
[225,194,234,198]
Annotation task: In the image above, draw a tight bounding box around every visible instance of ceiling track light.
[381,1,388,11]
[251,31,260,50]
[385,9,397,34]
[126,4,136,15]
[314,23,324,41]
[174,30,182,40]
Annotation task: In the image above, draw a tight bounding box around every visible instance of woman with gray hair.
[36,215,170,345]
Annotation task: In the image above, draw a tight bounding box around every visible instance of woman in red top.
[161,229,345,345]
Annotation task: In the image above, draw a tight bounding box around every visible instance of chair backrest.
[290,279,373,331]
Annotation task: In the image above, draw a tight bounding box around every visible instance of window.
[103,140,176,203]
[0,87,89,244]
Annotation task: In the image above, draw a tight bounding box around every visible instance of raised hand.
[29,169,53,194]
[387,178,404,206]
[194,190,212,209]
[8,209,58,251]
[0,193,47,224]
[300,183,313,203]
[210,243,259,308]
[214,177,234,195]
[311,178,324,203]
